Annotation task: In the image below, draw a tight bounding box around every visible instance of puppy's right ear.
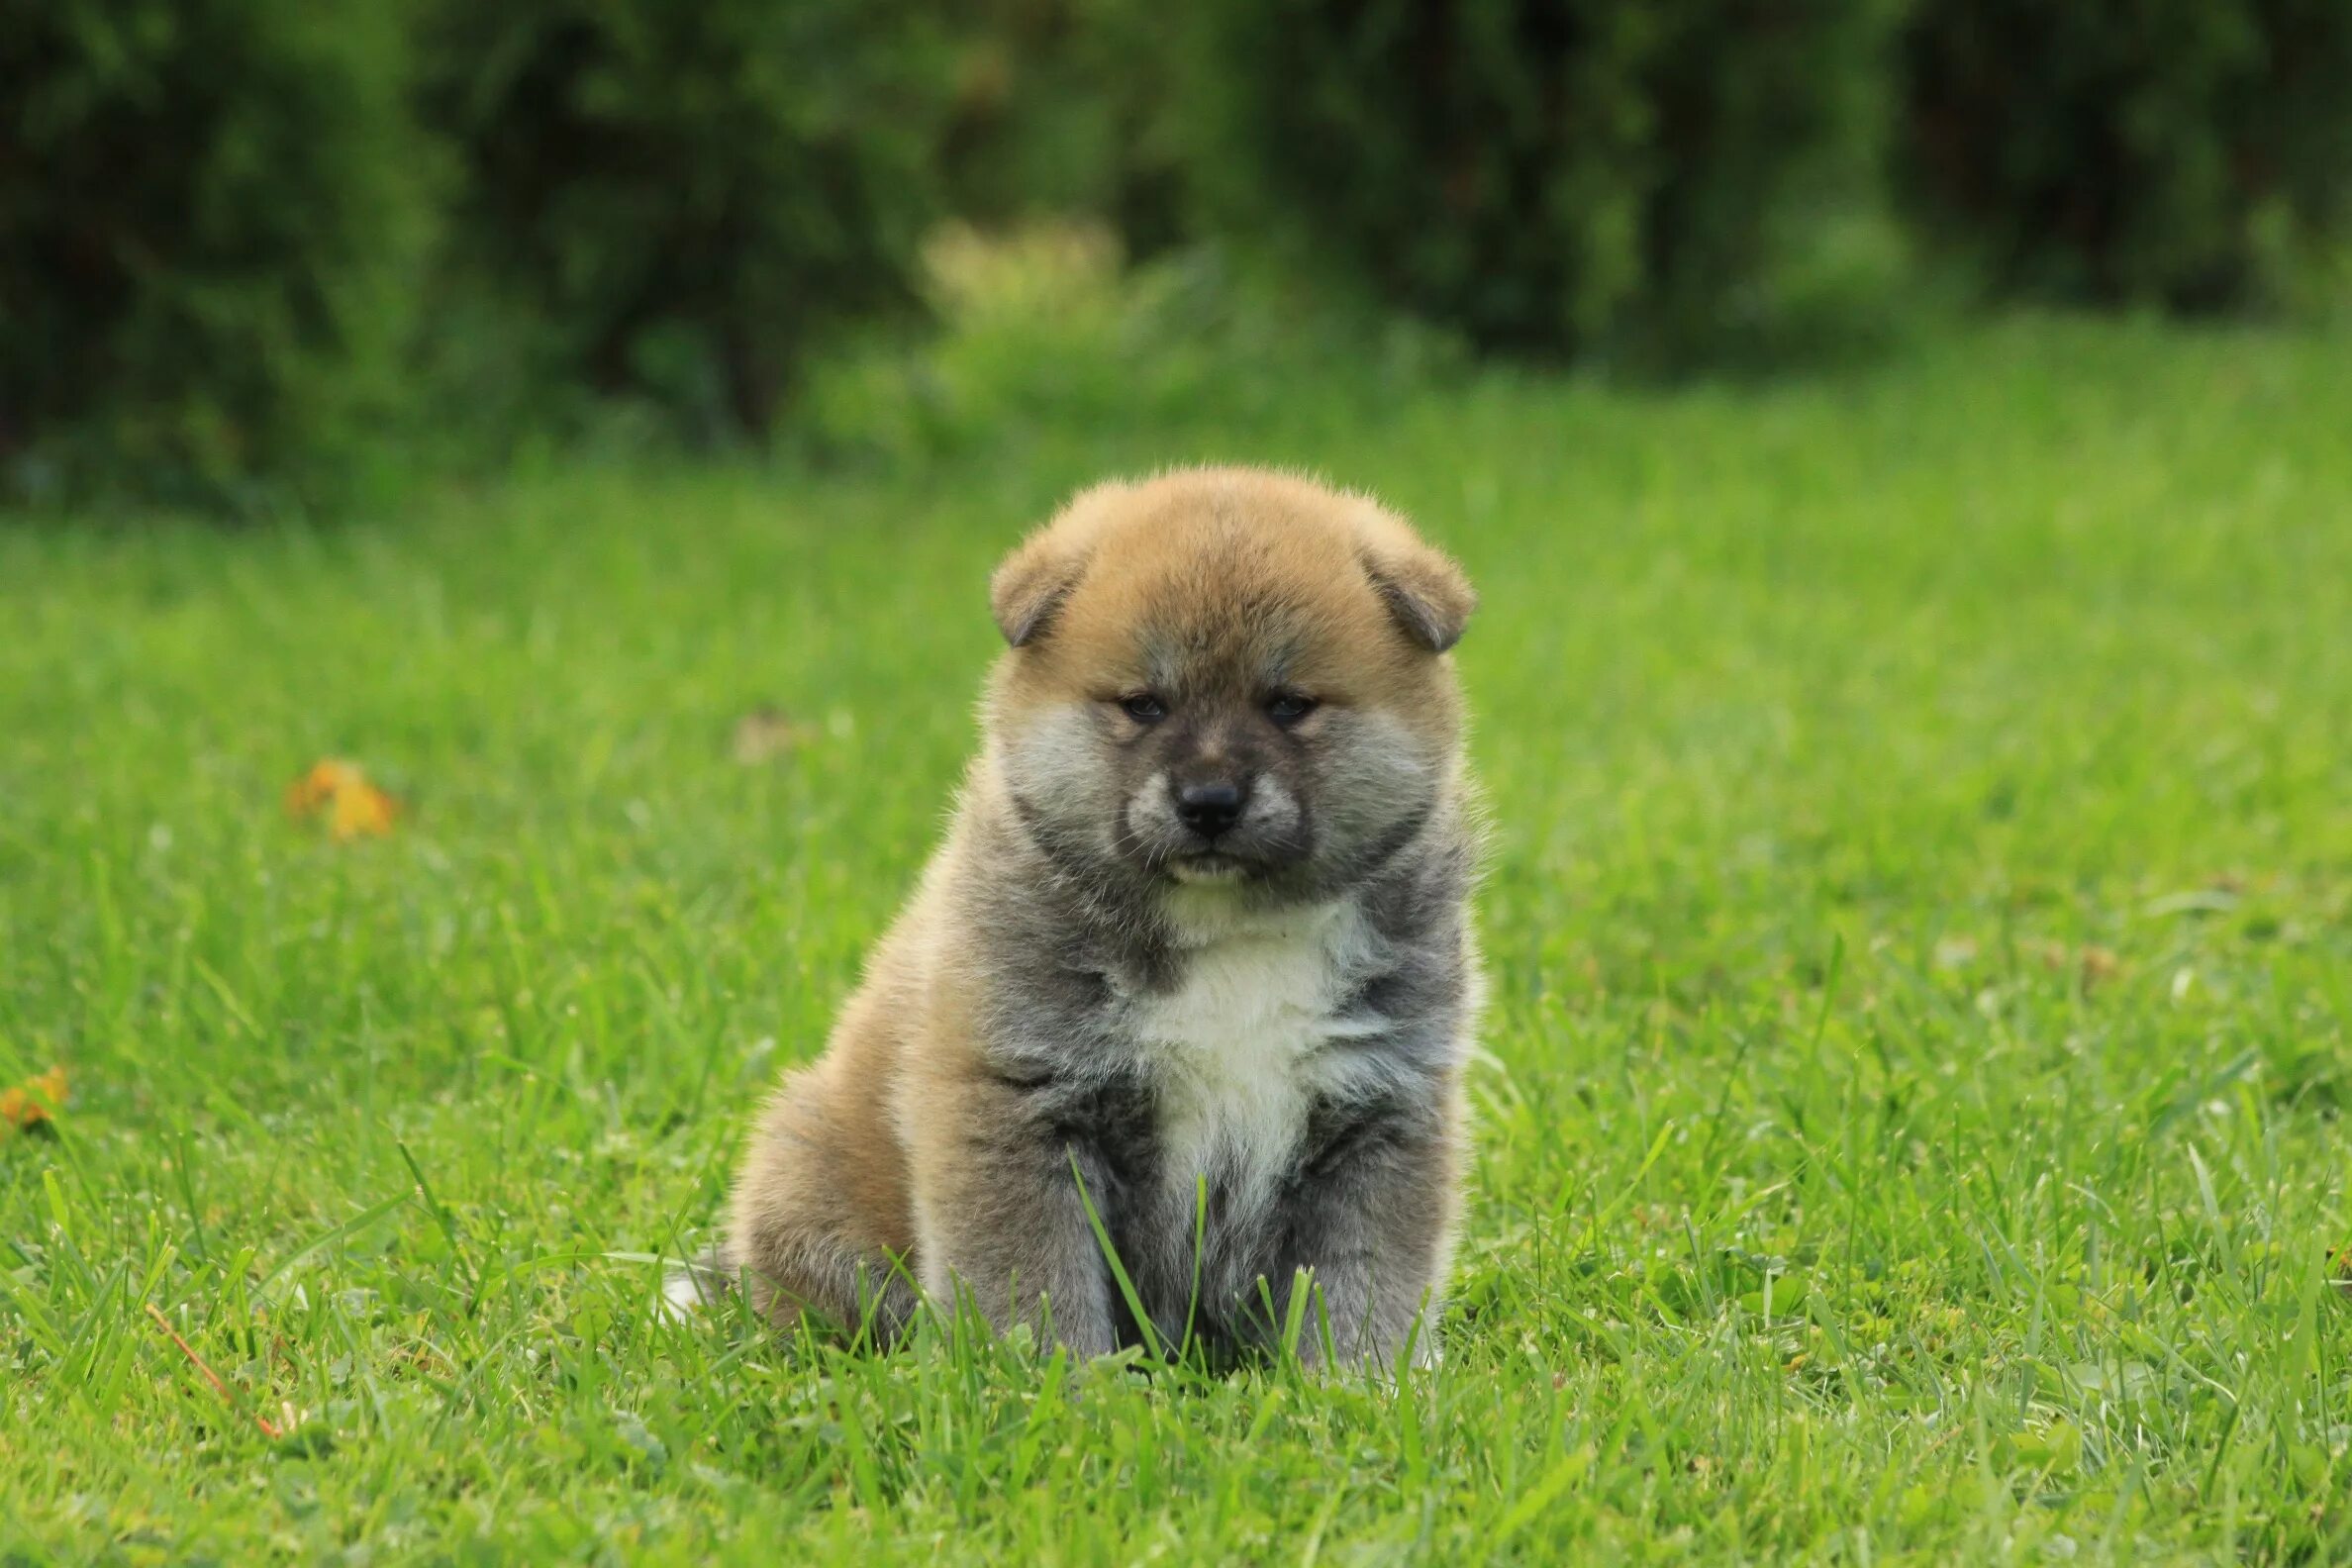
[993,481,1129,646]
[989,534,1084,647]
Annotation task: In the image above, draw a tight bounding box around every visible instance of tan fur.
[992,470,1471,712]
[721,467,1479,1358]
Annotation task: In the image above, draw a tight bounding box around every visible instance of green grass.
[5,315,2352,1563]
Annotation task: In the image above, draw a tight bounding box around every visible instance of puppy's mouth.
[1166,850,1254,884]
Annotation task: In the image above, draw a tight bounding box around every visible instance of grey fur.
[717,469,1482,1372]
[930,777,1475,1364]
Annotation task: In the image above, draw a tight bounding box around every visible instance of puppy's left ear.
[990,534,1084,647]
[1363,537,1477,653]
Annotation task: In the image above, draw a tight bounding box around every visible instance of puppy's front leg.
[911,1077,1122,1357]
[1274,1088,1463,1373]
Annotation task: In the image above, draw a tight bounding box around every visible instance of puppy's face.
[984,470,1473,903]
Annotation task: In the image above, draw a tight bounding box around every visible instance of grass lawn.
[5,315,2352,1563]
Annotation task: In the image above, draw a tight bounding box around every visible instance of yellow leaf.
[285,758,399,839]
[284,759,361,817]
[0,1065,67,1139]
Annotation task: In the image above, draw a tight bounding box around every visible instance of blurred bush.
[8,0,2351,514]
[795,220,1469,466]
[1175,0,1908,366]
[0,0,434,511]
[939,0,1185,255]
[1903,0,2352,309]
[420,0,953,442]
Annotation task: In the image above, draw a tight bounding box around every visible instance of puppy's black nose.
[1174,778,1248,837]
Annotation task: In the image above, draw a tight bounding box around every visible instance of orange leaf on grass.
[0,1065,67,1139]
[731,706,814,766]
[285,759,400,839]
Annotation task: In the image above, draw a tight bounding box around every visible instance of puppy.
[713,467,1482,1369]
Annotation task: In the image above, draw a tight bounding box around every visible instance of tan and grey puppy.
[713,466,1482,1369]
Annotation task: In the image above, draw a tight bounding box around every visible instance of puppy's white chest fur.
[1131,894,1384,1214]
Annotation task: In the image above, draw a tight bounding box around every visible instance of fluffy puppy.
[716,466,1482,1368]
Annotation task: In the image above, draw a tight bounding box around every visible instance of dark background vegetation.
[4,0,2349,514]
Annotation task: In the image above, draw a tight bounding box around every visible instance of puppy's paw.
[656,1247,735,1323]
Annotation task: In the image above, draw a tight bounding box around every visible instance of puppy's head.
[984,468,1473,902]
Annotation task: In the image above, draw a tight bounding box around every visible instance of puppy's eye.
[1119,693,1168,724]
[1264,692,1319,728]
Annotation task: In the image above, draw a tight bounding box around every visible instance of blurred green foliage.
[418,0,952,444]
[939,0,1185,256]
[0,0,435,512]
[1903,0,2352,310]
[4,0,2349,512]
[1177,0,1909,366]
[791,221,1470,469]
